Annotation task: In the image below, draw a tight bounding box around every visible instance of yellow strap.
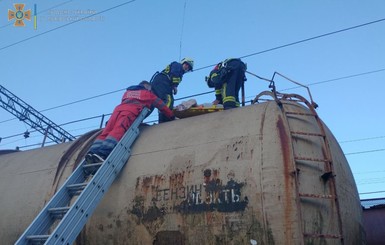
[166,95,172,108]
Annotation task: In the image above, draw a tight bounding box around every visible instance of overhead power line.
[345,148,385,155]
[1,14,385,148]
[360,190,385,195]
[1,12,384,123]
[2,66,384,125]
[194,17,385,72]
[178,0,188,60]
[280,68,385,91]
[340,135,385,144]
[239,18,385,59]
[0,85,76,143]
[0,88,125,124]
[0,0,137,52]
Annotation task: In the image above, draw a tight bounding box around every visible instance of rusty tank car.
[0,91,365,245]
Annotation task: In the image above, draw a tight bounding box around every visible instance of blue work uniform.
[151,61,185,122]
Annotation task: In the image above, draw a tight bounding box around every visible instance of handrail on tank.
[246,71,281,106]
[272,72,318,108]
[249,71,318,109]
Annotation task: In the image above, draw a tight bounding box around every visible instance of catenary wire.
[178,0,187,61]
[345,149,385,155]
[2,67,385,147]
[1,14,384,123]
[360,190,385,195]
[1,66,384,124]
[193,17,385,72]
[0,88,125,124]
[280,68,385,91]
[340,135,385,144]
[1,15,385,150]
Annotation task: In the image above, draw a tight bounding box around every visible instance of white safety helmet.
[181,57,194,71]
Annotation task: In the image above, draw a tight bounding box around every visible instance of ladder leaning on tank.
[14,107,150,245]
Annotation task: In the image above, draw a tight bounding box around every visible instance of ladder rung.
[48,207,70,218]
[26,234,49,242]
[83,162,103,168]
[67,183,88,195]
[13,108,150,245]
[291,131,324,137]
[286,111,316,117]
[295,156,330,162]
[299,193,335,199]
[304,233,342,239]
[83,162,103,175]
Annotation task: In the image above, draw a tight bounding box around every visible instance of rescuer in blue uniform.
[206,58,246,109]
[151,58,194,123]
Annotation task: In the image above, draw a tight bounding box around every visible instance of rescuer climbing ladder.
[15,108,150,245]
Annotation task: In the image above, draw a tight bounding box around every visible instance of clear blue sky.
[1,0,384,200]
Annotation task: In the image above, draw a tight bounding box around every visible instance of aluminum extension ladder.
[15,107,150,245]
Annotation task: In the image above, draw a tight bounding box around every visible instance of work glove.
[173,86,178,95]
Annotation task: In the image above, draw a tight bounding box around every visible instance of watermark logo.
[8,3,32,27]
[46,9,104,23]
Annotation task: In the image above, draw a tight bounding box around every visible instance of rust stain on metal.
[169,172,185,188]
[212,169,219,178]
[154,174,166,186]
[204,169,211,184]
[153,230,185,245]
[277,115,294,241]
[142,205,165,223]
[136,175,168,198]
[141,176,153,194]
[135,177,140,189]
[131,195,145,219]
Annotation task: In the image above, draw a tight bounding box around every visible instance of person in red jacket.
[85,81,175,164]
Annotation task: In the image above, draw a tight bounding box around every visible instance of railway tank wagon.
[0,91,365,244]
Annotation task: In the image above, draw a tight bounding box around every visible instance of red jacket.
[121,85,174,119]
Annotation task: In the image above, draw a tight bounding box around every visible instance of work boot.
[85,153,95,165]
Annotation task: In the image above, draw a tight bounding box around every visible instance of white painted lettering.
[231,189,240,203]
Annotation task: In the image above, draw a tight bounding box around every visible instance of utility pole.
[0,85,76,144]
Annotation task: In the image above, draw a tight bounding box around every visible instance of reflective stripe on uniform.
[222,83,227,99]
[166,95,172,108]
[210,72,218,80]
[153,97,168,110]
[223,96,236,103]
[163,64,171,73]
[122,99,142,105]
[172,77,181,85]
[222,83,235,103]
